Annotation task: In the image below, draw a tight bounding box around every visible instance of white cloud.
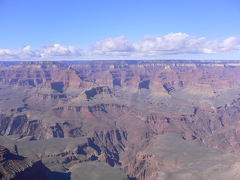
[40,44,81,58]
[0,46,38,60]
[219,37,240,52]
[89,33,240,58]
[134,33,240,56]
[90,36,134,57]
[0,44,82,60]
[0,33,240,60]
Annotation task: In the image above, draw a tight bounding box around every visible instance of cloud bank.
[0,33,240,60]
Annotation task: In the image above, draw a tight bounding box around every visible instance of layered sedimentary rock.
[1,60,240,179]
[0,145,51,180]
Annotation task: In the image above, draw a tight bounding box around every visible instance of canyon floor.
[1,60,240,180]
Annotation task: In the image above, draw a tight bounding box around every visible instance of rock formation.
[1,60,240,179]
[0,145,51,180]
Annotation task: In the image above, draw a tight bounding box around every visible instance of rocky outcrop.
[1,60,240,179]
[85,86,112,100]
[0,145,51,180]
[125,135,240,180]
[1,60,240,91]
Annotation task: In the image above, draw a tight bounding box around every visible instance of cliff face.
[125,135,240,180]
[0,145,51,180]
[1,60,240,179]
[0,60,239,91]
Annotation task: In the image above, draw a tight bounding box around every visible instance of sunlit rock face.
[1,60,240,180]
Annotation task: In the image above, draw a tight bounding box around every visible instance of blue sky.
[0,0,240,60]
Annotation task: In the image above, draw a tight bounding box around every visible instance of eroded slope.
[1,60,240,179]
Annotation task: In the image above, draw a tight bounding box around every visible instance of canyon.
[1,60,240,179]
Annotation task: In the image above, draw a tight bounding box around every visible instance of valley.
[1,60,240,179]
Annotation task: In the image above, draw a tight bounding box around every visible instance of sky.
[0,0,240,60]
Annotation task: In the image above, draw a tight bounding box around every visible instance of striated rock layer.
[0,145,51,180]
[1,60,240,179]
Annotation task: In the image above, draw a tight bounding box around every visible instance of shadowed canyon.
[1,60,240,179]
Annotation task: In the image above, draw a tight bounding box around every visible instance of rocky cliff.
[1,60,240,179]
[0,145,51,180]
